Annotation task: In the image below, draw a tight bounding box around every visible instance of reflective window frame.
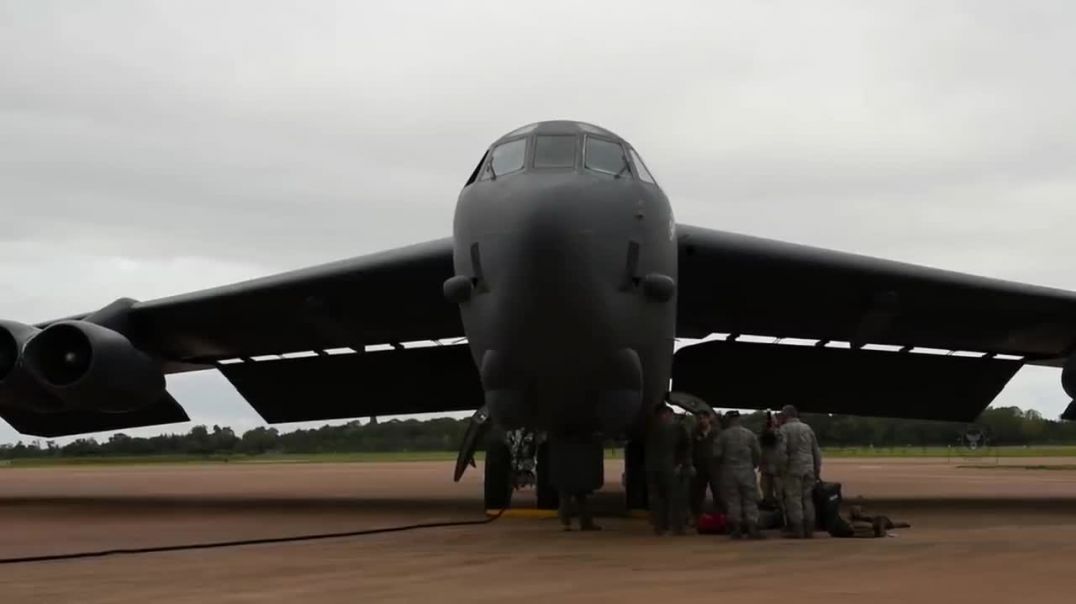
[532,134,578,169]
[465,149,490,186]
[583,135,632,178]
[481,137,527,181]
[628,148,657,185]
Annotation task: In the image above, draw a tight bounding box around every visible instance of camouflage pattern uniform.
[758,429,782,506]
[778,417,822,537]
[645,412,690,535]
[714,422,762,538]
[689,417,720,518]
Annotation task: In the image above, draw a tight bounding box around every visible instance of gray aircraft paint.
[451,121,677,437]
[3,120,1076,444]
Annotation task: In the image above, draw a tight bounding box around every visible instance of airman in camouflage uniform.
[713,411,763,539]
[689,412,720,519]
[759,424,782,506]
[645,405,690,535]
[777,404,822,538]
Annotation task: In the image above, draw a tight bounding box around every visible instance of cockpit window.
[465,150,489,185]
[584,137,630,177]
[533,135,576,168]
[628,148,657,184]
[485,138,526,179]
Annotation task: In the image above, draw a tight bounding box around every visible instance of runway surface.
[2,457,1075,603]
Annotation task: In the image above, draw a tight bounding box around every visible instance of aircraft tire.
[624,440,648,510]
[484,441,513,510]
[535,440,560,510]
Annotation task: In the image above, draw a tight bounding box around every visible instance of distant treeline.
[1,406,1074,460]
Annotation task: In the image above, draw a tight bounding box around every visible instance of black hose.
[0,508,506,566]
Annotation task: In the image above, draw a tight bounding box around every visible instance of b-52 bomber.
[2,121,1075,509]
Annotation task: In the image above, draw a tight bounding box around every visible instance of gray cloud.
[2,0,1074,443]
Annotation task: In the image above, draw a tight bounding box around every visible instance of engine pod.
[1064,356,1076,400]
[0,320,65,413]
[22,320,165,413]
[0,321,28,383]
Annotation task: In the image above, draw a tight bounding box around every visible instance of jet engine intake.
[0,322,26,383]
[0,320,65,412]
[22,320,164,413]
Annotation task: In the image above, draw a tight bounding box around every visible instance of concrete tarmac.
[2,457,1075,603]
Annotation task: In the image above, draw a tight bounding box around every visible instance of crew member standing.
[689,412,720,519]
[713,410,763,539]
[645,405,690,535]
[759,412,781,506]
[778,404,822,538]
[558,489,600,532]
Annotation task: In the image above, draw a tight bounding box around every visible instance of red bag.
[696,512,728,535]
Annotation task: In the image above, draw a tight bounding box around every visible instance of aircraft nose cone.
[510,204,604,327]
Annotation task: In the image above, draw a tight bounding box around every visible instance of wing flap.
[217,344,482,423]
[672,339,1021,421]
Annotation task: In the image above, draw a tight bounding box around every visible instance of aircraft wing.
[108,237,461,366]
[2,238,477,436]
[672,224,1076,421]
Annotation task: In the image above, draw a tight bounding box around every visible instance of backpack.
[812,481,844,534]
[696,512,729,535]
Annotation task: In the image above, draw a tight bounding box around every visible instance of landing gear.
[624,440,648,511]
[484,439,513,511]
[535,440,560,510]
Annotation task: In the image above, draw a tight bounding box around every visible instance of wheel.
[624,440,648,511]
[484,440,513,511]
[535,440,560,510]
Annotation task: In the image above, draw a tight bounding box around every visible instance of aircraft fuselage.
[451,122,677,438]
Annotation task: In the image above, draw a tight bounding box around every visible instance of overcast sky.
[2,1,1074,444]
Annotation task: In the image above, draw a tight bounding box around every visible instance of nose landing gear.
[484,430,562,511]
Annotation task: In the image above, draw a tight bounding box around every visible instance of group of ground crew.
[645,403,823,539]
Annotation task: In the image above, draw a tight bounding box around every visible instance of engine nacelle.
[0,318,68,411]
[0,320,65,413]
[1064,356,1076,400]
[21,320,164,413]
[0,320,31,383]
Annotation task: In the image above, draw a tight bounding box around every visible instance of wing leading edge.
[676,225,1076,363]
[125,237,461,365]
[674,224,1076,419]
[3,238,466,436]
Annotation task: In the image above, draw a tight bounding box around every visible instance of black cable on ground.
[0,508,506,566]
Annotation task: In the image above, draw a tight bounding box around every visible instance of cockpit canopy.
[465,121,658,186]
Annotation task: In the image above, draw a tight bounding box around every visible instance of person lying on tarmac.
[713,411,765,540]
[646,405,691,536]
[848,505,911,537]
